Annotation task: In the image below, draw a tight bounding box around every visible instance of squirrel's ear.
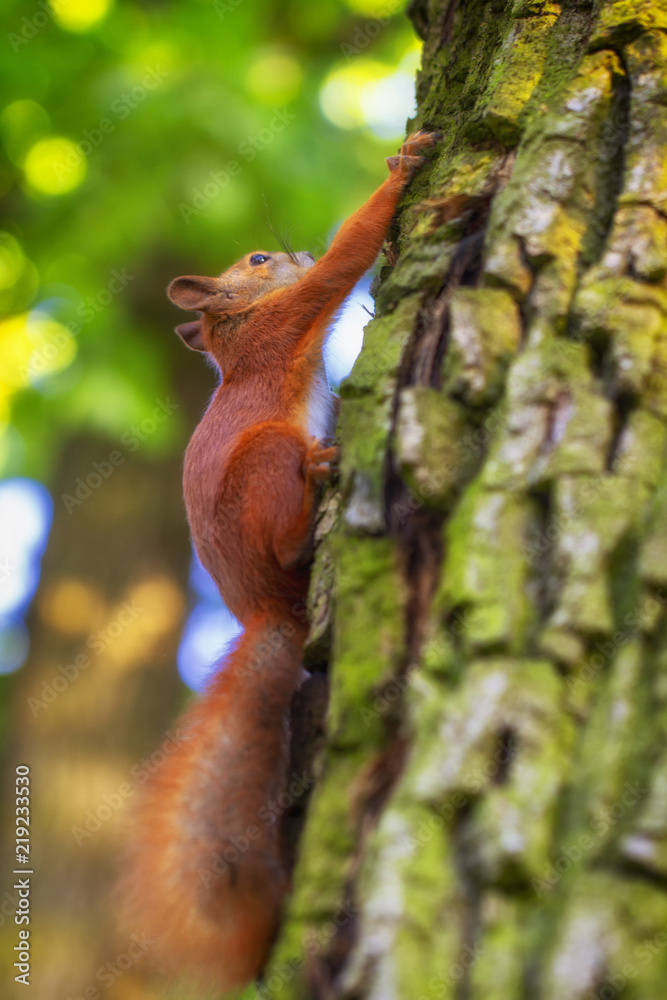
[175,320,206,352]
[167,275,221,311]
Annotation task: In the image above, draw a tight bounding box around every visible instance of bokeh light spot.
[39,578,105,635]
[23,137,87,196]
[0,100,50,166]
[319,60,388,130]
[0,621,29,675]
[127,576,185,641]
[359,70,416,138]
[49,0,114,33]
[178,550,242,691]
[246,53,303,104]
[342,0,404,13]
[325,275,371,385]
[27,312,78,382]
[0,314,34,394]
[103,575,185,671]
[320,56,418,138]
[178,602,242,692]
[0,312,77,409]
[0,233,26,292]
[0,477,52,674]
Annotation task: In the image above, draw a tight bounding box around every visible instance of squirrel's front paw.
[386,129,442,178]
[302,439,339,484]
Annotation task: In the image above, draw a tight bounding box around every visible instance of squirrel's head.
[167,249,315,353]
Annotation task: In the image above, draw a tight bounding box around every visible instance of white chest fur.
[307,368,336,440]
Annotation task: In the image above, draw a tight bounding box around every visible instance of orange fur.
[118,131,439,994]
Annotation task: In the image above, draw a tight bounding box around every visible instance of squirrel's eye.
[249,253,270,266]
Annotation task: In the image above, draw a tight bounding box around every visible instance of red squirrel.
[118,131,439,994]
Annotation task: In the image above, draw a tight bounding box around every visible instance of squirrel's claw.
[302,440,339,483]
[386,130,442,178]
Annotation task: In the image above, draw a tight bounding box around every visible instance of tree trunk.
[270,0,667,997]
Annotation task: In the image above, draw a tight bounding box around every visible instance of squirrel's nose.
[303,252,315,263]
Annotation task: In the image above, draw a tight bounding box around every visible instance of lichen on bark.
[266,0,667,997]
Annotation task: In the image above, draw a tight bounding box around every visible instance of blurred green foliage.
[0,0,419,483]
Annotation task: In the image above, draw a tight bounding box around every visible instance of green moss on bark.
[267,0,667,995]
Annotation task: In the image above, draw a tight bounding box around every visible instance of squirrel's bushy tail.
[116,614,306,994]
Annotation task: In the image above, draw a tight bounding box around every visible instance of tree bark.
[270,0,667,997]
